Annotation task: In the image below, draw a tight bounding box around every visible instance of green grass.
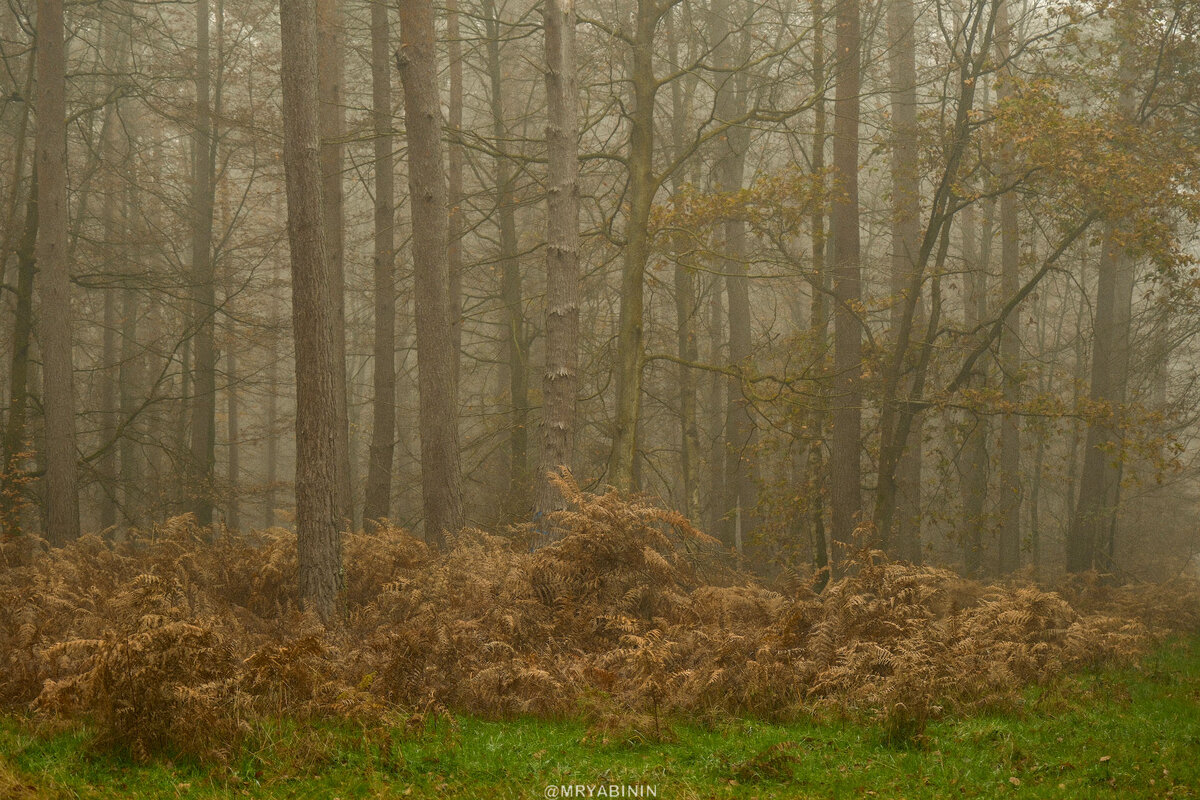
[4,638,1200,798]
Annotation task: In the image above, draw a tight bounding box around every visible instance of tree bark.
[484,0,530,509]
[960,201,990,577]
[996,0,1021,574]
[534,0,581,517]
[317,0,352,531]
[829,0,862,568]
[713,10,756,554]
[446,0,464,400]
[607,0,661,493]
[36,0,80,546]
[397,0,465,547]
[2,178,36,537]
[363,0,397,527]
[280,0,343,622]
[886,0,923,563]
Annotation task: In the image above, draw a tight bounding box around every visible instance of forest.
[1,0,1199,795]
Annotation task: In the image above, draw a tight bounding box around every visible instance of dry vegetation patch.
[1,477,1193,758]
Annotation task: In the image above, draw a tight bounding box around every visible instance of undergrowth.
[1,472,1196,761]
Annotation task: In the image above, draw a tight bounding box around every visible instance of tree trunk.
[190,0,217,530]
[713,11,756,554]
[829,0,862,568]
[484,0,529,509]
[316,0,352,531]
[36,0,80,546]
[807,0,831,584]
[960,201,990,577]
[226,331,240,530]
[1068,229,1133,572]
[996,0,1021,574]
[446,0,464,400]
[534,0,581,517]
[397,0,464,547]
[887,0,923,563]
[2,178,36,537]
[363,0,397,527]
[280,0,342,622]
[607,0,661,493]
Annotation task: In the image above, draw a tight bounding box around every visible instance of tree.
[317,0,352,530]
[396,0,464,548]
[279,0,342,622]
[363,0,397,527]
[35,0,80,546]
[886,0,923,563]
[534,0,581,518]
[829,0,863,567]
[189,0,217,530]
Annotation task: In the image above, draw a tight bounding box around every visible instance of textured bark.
[190,0,217,530]
[2,179,36,537]
[713,10,756,553]
[996,0,1021,574]
[280,0,343,623]
[36,0,80,546]
[608,0,661,492]
[484,0,529,507]
[363,0,397,527]
[446,0,464,398]
[1068,227,1134,572]
[807,0,831,583]
[960,202,990,578]
[317,0,352,530]
[225,334,240,531]
[263,313,279,529]
[397,0,464,547]
[119,277,141,525]
[665,17,699,520]
[829,0,862,568]
[886,0,923,563]
[534,0,581,517]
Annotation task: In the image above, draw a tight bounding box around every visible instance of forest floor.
[2,635,1197,799]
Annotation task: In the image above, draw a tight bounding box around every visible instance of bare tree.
[397,0,464,547]
[36,0,80,546]
[363,0,397,527]
[829,0,863,566]
[534,0,581,517]
[280,0,342,622]
[190,0,217,530]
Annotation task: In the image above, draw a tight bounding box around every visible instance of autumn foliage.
[1,474,1195,759]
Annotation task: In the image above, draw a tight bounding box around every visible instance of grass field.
[3,637,1198,799]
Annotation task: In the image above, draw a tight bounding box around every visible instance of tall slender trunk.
[535,0,581,516]
[886,0,922,563]
[829,0,862,568]
[484,0,529,508]
[2,179,37,537]
[363,0,397,526]
[806,0,831,584]
[665,15,698,519]
[190,0,217,529]
[705,279,726,536]
[263,306,279,529]
[446,0,464,399]
[280,0,343,622]
[996,0,1021,573]
[712,11,756,553]
[226,332,240,530]
[36,0,80,545]
[397,0,464,547]
[960,201,990,577]
[608,0,661,492]
[317,0,352,530]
